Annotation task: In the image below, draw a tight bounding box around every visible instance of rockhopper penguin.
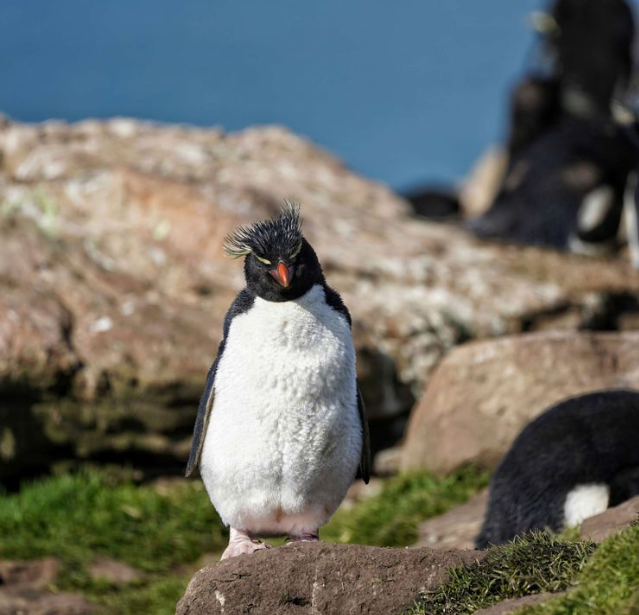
[476,389,639,549]
[186,203,370,560]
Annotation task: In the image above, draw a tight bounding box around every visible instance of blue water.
[0,1,632,190]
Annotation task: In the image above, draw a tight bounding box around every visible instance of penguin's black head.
[224,203,323,302]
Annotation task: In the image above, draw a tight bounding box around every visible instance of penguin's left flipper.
[185,362,216,478]
[357,385,371,484]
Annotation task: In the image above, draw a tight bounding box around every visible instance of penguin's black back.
[476,389,639,549]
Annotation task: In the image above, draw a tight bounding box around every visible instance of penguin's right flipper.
[357,386,371,485]
[185,363,216,478]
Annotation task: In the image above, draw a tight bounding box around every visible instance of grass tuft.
[520,524,639,615]
[410,531,596,615]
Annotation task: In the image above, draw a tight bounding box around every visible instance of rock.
[417,490,488,550]
[0,558,95,615]
[474,593,556,615]
[0,589,96,615]
[580,494,639,543]
[342,477,384,509]
[88,557,141,585]
[372,446,403,477]
[0,591,95,615]
[0,559,60,589]
[176,542,483,615]
[1,117,639,481]
[401,331,639,474]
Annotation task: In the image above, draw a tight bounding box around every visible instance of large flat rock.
[176,542,482,615]
[581,494,639,543]
[1,117,639,479]
[401,331,639,474]
[417,490,488,550]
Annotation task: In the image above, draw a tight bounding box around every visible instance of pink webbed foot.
[221,528,272,560]
[286,531,320,543]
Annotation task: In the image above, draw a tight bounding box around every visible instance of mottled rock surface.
[1,116,639,480]
[175,542,483,615]
[402,331,639,474]
[580,494,639,543]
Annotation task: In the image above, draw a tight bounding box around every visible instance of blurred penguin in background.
[476,389,639,549]
[469,0,639,262]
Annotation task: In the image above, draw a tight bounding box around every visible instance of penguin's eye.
[254,254,272,265]
[290,242,302,260]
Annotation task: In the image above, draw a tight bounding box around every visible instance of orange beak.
[269,262,293,287]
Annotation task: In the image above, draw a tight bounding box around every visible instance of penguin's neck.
[253,283,325,312]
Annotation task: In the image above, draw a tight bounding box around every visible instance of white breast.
[200,284,362,535]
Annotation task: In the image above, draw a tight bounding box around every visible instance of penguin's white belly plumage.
[200,284,362,535]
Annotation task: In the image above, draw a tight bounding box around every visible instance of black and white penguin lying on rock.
[476,389,639,549]
[186,203,370,560]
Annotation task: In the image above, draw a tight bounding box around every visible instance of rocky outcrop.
[175,542,482,615]
[2,116,639,480]
[580,494,639,543]
[417,490,488,550]
[175,491,639,615]
[0,559,95,614]
[401,331,639,474]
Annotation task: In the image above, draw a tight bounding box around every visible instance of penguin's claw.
[221,529,272,560]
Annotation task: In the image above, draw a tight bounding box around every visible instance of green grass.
[409,531,596,615]
[519,523,639,615]
[323,466,489,547]
[0,466,488,614]
[0,468,226,615]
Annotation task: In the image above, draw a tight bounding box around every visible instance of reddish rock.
[0,559,60,589]
[176,542,483,615]
[88,557,141,585]
[417,490,488,550]
[580,495,639,543]
[401,331,639,474]
[0,592,95,615]
[0,558,94,615]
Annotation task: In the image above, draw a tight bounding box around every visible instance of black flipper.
[184,289,255,478]
[357,385,371,484]
[185,362,217,478]
[323,283,371,484]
